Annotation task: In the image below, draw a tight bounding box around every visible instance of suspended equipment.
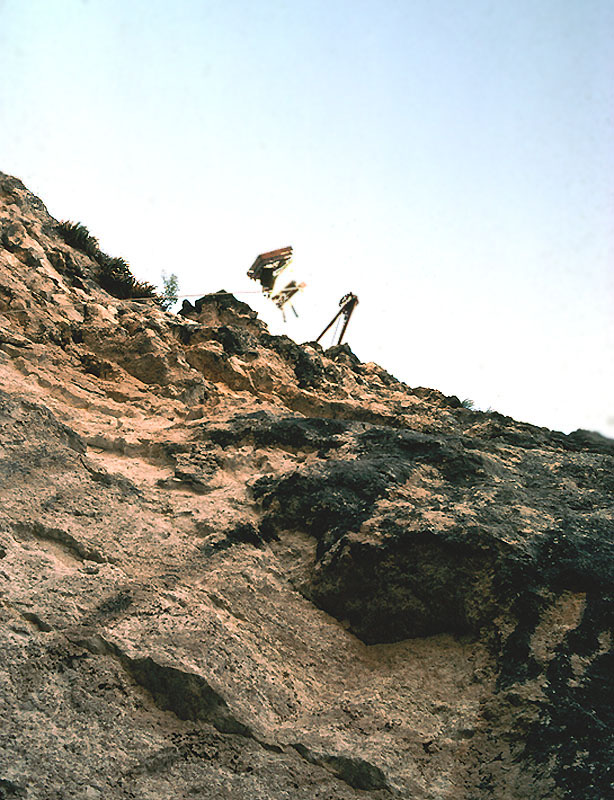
[247,246,293,295]
[271,280,306,321]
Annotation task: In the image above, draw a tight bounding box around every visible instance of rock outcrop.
[0,171,612,800]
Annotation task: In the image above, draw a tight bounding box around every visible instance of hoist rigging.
[315,292,359,346]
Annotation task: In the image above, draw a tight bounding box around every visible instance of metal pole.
[315,307,345,343]
[337,295,358,344]
[316,293,359,345]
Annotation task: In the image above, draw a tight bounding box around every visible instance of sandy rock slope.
[0,172,612,800]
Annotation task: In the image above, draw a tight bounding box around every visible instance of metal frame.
[247,247,293,294]
[315,293,359,346]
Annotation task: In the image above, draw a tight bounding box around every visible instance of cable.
[129,290,266,302]
[177,291,263,298]
[0,289,264,317]
[332,314,342,346]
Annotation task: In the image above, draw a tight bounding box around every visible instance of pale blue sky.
[1,0,612,435]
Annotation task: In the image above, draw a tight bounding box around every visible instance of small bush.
[160,272,179,311]
[461,398,475,410]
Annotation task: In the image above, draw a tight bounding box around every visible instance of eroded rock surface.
[0,171,612,799]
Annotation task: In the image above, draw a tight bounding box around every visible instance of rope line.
[130,290,266,302]
[176,290,264,298]
[0,290,267,314]
[332,314,342,346]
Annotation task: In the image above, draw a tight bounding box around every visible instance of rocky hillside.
[0,171,612,800]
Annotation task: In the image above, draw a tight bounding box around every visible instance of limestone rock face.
[0,170,612,800]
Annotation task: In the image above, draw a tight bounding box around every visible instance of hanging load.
[247,246,293,295]
[271,280,306,320]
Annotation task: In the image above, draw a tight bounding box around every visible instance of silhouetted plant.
[461,398,475,410]
[57,220,161,303]
[98,256,158,301]
[132,279,160,302]
[57,220,100,260]
[97,255,134,298]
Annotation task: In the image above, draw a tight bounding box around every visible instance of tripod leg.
[316,307,344,343]
[337,298,357,344]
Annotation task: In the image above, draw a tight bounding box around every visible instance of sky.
[1,0,612,436]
